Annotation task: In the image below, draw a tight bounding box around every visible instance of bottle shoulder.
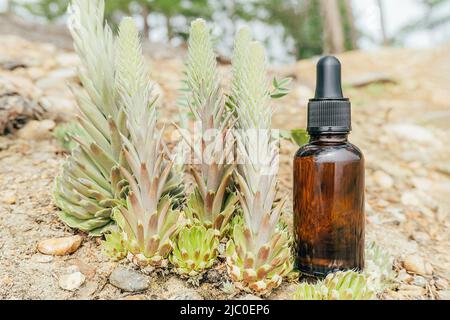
[295,141,364,163]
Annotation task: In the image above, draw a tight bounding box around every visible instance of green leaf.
[281,128,309,147]
[270,76,292,100]
[291,129,309,147]
[270,91,289,99]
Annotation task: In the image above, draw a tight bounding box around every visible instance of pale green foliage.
[110,18,184,267]
[53,122,86,152]
[102,209,128,260]
[54,0,128,234]
[115,18,184,204]
[115,17,149,99]
[293,271,374,300]
[226,222,293,294]
[293,243,395,300]
[170,225,219,277]
[180,19,237,236]
[225,27,292,295]
[177,18,218,126]
[186,19,219,107]
[231,27,271,129]
[68,0,121,124]
[364,242,396,292]
[293,282,328,300]
[102,228,128,261]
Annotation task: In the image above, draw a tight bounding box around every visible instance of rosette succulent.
[179,19,237,236]
[294,271,374,300]
[170,225,219,277]
[225,27,293,295]
[106,18,184,267]
[54,0,128,234]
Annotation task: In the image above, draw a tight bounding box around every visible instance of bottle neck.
[309,133,349,145]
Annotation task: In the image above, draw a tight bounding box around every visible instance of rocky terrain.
[0,33,449,300]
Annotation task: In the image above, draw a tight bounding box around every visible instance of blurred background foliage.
[2,0,450,63]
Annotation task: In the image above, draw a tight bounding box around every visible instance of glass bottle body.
[293,134,365,277]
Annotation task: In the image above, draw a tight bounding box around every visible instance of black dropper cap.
[307,56,351,134]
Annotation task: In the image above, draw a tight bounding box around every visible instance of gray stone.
[109,267,149,292]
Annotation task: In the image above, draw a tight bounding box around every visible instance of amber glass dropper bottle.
[293,56,365,278]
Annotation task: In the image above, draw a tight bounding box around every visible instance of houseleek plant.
[225,27,293,295]
[101,17,184,267]
[54,0,128,234]
[293,271,374,300]
[179,19,238,236]
[170,225,219,277]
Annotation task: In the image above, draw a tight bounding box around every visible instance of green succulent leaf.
[293,271,374,300]
[102,227,128,261]
[53,122,87,152]
[170,225,219,277]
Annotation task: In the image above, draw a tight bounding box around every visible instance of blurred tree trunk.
[320,0,345,54]
[142,6,150,40]
[166,16,173,41]
[343,0,358,49]
[376,0,388,45]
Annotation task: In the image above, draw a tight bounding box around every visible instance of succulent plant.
[107,18,185,267]
[170,225,219,277]
[102,227,128,261]
[54,0,128,234]
[324,271,374,300]
[224,27,293,295]
[179,19,237,236]
[293,282,328,300]
[53,122,87,152]
[226,223,293,294]
[293,271,374,300]
[364,242,396,292]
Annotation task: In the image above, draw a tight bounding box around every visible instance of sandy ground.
[0,33,449,300]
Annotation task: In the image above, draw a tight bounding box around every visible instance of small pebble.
[31,254,54,263]
[2,194,16,205]
[401,192,420,207]
[17,119,56,141]
[373,170,394,188]
[397,284,426,297]
[438,290,450,300]
[403,255,433,276]
[411,276,428,288]
[37,235,82,256]
[396,269,413,283]
[59,272,85,291]
[109,267,149,292]
[435,278,448,290]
